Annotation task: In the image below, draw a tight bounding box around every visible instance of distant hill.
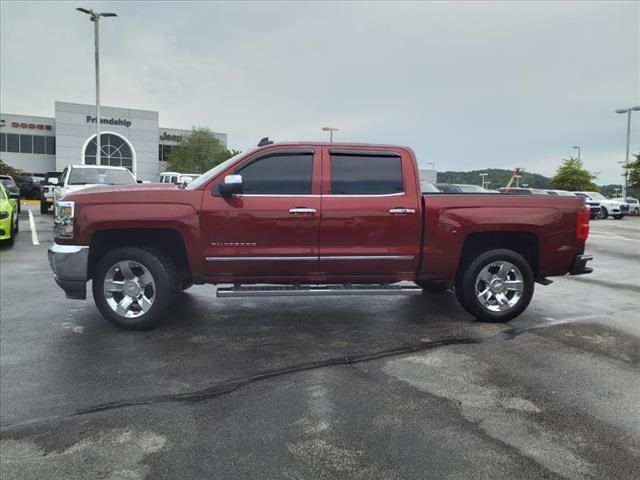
[435,168,550,189]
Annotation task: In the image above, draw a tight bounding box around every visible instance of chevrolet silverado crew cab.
[48,142,593,330]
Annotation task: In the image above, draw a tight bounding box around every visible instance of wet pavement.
[1,208,639,479]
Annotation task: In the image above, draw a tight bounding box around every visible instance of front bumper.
[48,243,89,299]
[569,254,593,276]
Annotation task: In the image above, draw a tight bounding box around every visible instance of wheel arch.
[88,228,190,280]
[457,231,539,281]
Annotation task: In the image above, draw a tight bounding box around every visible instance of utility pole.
[77,8,118,165]
[322,127,339,142]
[572,145,581,162]
[615,106,640,198]
[479,173,488,189]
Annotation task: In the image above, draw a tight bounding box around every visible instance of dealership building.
[0,101,227,182]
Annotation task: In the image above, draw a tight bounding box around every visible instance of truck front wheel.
[457,249,534,323]
[92,246,180,330]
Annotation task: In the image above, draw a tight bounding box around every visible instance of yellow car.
[0,183,19,245]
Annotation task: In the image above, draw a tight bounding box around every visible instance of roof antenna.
[258,137,274,147]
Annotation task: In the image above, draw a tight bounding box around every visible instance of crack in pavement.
[0,314,620,433]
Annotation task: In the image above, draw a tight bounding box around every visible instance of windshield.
[68,168,136,186]
[186,151,248,190]
[587,192,607,201]
[455,184,487,192]
[0,184,6,200]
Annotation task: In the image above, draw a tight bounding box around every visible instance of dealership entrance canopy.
[0,101,227,182]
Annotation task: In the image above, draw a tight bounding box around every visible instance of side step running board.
[216,284,423,298]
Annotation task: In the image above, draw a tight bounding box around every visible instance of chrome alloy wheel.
[103,260,156,318]
[475,261,524,313]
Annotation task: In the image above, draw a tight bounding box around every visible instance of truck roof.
[68,164,131,171]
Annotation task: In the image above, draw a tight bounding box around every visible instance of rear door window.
[329,153,403,195]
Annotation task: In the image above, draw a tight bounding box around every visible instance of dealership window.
[159,144,174,162]
[330,153,403,195]
[6,134,19,153]
[85,133,134,170]
[0,134,5,152]
[33,136,45,154]
[19,135,33,153]
[45,136,55,155]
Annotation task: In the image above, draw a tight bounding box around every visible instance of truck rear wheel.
[92,246,180,330]
[457,249,534,323]
[598,207,608,219]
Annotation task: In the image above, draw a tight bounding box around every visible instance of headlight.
[54,200,75,238]
[0,211,8,220]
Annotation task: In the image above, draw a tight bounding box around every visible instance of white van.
[158,171,199,185]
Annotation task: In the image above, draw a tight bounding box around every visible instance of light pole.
[322,127,339,142]
[77,7,118,165]
[572,145,581,161]
[615,106,640,198]
[479,172,488,188]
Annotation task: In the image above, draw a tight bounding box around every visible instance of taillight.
[577,206,590,240]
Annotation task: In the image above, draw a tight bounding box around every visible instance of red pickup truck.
[48,142,593,330]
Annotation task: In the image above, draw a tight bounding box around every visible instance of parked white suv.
[53,165,137,212]
[574,191,629,219]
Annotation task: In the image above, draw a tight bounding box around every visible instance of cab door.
[200,147,322,280]
[318,147,421,279]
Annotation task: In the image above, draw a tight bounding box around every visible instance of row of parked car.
[424,182,638,220]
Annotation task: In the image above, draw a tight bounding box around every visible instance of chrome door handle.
[389,208,416,214]
[289,207,317,214]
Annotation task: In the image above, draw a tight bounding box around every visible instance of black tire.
[613,215,623,220]
[6,215,15,246]
[92,246,180,330]
[590,214,598,220]
[40,200,49,214]
[598,207,608,220]
[458,248,534,323]
[634,208,639,215]
[416,280,449,292]
[13,214,19,233]
[181,278,194,291]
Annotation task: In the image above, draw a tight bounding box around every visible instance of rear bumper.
[569,254,593,276]
[48,243,89,299]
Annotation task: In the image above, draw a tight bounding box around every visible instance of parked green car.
[0,183,19,245]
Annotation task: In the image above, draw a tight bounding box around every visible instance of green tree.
[549,157,598,191]
[624,152,640,188]
[0,159,24,177]
[167,127,239,174]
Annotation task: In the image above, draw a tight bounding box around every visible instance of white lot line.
[27,209,40,245]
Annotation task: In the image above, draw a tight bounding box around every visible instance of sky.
[1,0,638,184]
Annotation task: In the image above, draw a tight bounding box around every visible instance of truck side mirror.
[217,174,243,197]
[49,178,59,185]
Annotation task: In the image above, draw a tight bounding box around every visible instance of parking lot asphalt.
[1,207,639,480]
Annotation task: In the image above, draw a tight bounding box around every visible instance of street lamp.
[615,106,640,198]
[479,172,488,188]
[572,145,581,161]
[322,127,339,142]
[77,7,118,165]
